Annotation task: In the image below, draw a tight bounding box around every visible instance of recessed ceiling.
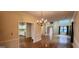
[26,11,74,21]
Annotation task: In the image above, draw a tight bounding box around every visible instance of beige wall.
[0,12,19,47]
[73,12,79,48]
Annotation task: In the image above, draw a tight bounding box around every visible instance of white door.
[47,26,53,40]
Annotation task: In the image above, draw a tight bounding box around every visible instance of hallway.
[0,11,75,48]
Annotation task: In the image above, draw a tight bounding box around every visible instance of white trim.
[0,38,19,43]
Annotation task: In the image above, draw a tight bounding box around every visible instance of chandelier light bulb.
[37,20,39,23]
[44,19,47,23]
[41,18,44,21]
[40,20,42,23]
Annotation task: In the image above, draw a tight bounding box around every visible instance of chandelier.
[36,11,47,26]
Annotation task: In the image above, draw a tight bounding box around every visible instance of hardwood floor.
[20,35,72,48]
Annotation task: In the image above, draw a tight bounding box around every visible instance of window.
[60,26,67,34]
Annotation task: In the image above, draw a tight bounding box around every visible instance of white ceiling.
[26,11,74,21]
